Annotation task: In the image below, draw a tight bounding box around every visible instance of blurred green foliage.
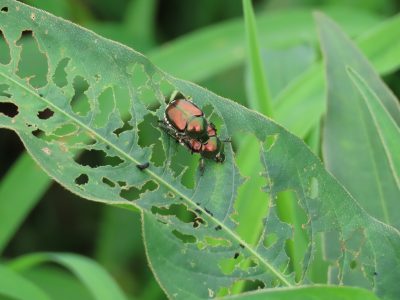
[1,0,399,299]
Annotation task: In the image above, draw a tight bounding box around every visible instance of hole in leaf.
[71,75,90,116]
[0,31,10,64]
[216,287,229,298]
[265,134,278,151]
[263,232,278,248]
[0,84,11,98]
[75,149,124,168]
[151,203,197,224]
[239,257,259,271]
[94,87,114,128]
[193,217,205,228]
[128,63,149,89]
[157,78,175,100]
[31,128,44,137]
[172,230,196,244]
[102,177,115,188]
[165,140,196,189]
[276,190,309,279]
[138,114,160,147]
[119,180,158,201]
[137,86,160,112]
[233,133,266,228]
[75,174,88,185]
[16,30,48,88]
[53,57,70,88]
[204,236,231,248]
[51,123,78,136]
[113,86,134,136]
[37,107,54,120]
[0,102,18,117]
[1,7,8,13]
[113,121,133,136]
[350,260,357,269]
[218,257,237,275]
[138,114,165,167]
[239,279,265,293]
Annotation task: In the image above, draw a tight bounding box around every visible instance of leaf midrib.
[0,70,292,287]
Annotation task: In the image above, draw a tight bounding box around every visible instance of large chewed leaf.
[316,13,400,229]
[1,1,400,299]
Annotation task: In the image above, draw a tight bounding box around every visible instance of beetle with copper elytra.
[161,99,209,142]
[158,97,227,173]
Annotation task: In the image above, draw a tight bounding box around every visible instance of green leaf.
[21,266,94,300]
[9,253,127,300]
[346,67,400,185]
[222,285,380,300]
[263,45,316,101]
[316,13,400,229]
[1,2,400,299]
[274,12,400,138]
[149,7,381,84]
[0,154,52,253]
[242,0,273,116]
[0,6,387,254]
[0,264,50,300]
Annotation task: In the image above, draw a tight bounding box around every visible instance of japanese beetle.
[163,99,209,142]
[159,97,228,175]
[185,134,225,175]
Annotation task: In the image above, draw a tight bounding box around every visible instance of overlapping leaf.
[317,13,400,229]
[0,1,400,299]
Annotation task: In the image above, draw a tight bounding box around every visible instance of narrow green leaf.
[223,285,380,300]
[242,0,273,116]
[0,155,51,253]
[22,266,94,300]
[346,67,400,189]
[316,12,400,228]
[123,0,157,51]
[9,253,127,300]
[0,264,51,300]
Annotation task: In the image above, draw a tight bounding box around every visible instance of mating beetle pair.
[158,97,227,173]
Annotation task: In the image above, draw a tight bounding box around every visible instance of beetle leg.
[158,121,180,138]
